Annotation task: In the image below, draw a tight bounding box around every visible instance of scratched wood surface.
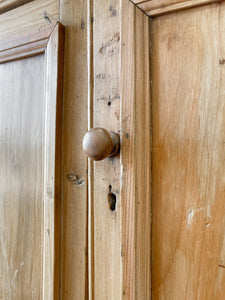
[0,0,152,298]
[0,0,89,298]
[151,3,225,299]
[91,0,121,298]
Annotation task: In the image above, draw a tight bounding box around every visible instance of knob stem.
[108,132,120,157]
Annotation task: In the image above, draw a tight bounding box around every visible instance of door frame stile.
[121,1,151,299]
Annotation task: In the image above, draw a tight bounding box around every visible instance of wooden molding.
[0,38,48,63]
[0,25,58,64]
[0,0,34,14]
[131,0,222,16]
[42,22,64,300]
[121,1,151,299]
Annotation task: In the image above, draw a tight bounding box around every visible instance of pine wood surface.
[91,0,121,298]
[131,0,222,16]
[121,1,151,299]
[0,0,34,14]
[0,54,45,300]
[0,0,152,299]
[59,0,89,298]
[0,0,59,45]
[151,3,225,299]
[43,23,64,300]
[0,23,64,300]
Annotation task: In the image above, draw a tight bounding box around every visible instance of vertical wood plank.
[91,0,121,298]
[43,23,64,300]
[121,1,151,299]
[60,1,88,299]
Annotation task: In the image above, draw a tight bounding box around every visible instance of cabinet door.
[0,23,64,299]
[150,4,225,299]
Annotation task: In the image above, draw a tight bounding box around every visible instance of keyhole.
[108,185,116,211]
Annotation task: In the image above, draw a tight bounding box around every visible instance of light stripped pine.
[131,0,221,16]
[121,1,151,299]
[151,3,225,299]
[59,0,89,299]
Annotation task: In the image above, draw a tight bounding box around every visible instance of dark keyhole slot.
[108,185,116,211]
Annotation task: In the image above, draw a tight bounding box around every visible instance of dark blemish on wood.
[111,9,117,17]
[81,19,85,29]
[67,174,85,186]
[219,264,225,268]
[97,94,120,102]
[108,101,111,106]
[126,133,129,139]
[109,4,117,16]
[112,32,120,42]
[91,17,94,23]
[121,244,125,257]
[44,11,51,23]
[96,73,106,79]
[47,228,50,235]
[219,58,225,65]
[108,185,116,211]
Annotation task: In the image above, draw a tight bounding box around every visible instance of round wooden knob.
[82,127,120,161]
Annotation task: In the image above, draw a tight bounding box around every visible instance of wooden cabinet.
[1,0,225,299]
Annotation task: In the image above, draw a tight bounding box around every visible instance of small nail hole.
[108,185,116,211]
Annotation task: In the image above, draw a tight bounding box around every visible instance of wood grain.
[132,0,222,16]
[43,23,64,300]
[59,0,88,299]
[0,22,64,300]
[0,0,59,48]
[121,1,151,299]
[0,54,45,300]
[0,37,49,64]
[0,0,34,14]
[91,0,121,298]
[131,0,149,4]
[151,3,225,299]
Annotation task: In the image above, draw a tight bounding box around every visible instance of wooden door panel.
[0,55,45,299]
[0,24,64,299]
[151,3,225,299]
